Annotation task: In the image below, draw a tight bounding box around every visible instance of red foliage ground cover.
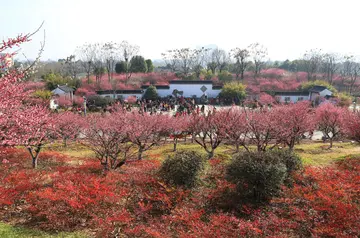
[0,148,359,237]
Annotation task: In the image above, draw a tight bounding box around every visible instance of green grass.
[294,142,360,166]
[0,223,88,238]
[51,140,360,166]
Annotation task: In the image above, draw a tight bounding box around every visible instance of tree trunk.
[27,145,41,169]
[329,139,333,149]
[235,144,240,153]
[207,150,214,159]
[173,138,178,152]
[138,146,144,160]
[63,138,67,147]
[32,157,38,169]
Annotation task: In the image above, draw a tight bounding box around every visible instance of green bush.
[159,151,204,187]
[87,95,114,108]
[273,150,302,175]
[226,151,287,203]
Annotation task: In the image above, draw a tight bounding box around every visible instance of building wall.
[277,95,309,103]
[156,84,221,98]
[319,89,332,97]
[52,88,73,100]
[99,93,143,100]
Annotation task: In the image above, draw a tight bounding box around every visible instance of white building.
[273,86,333,103]
[51,85,74,100]
[96,80,222,100]
[96,89,144,100]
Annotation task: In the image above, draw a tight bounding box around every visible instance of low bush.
[226,151,287,203]
[159,151,204,187]
[272,149,303,184]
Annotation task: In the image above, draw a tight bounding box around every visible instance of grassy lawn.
[51,140,360,167]
[0,223,87,238]
[294,142,360,166]
[148,141,360,166]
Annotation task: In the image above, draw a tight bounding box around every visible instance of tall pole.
[83,96,87,116]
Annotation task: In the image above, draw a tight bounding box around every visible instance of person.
[201,105,205,114]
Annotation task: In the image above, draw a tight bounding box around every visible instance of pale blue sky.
[1,0,359,61]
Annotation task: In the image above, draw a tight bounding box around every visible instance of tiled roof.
[57,85,74,93]
[96,90,144,95]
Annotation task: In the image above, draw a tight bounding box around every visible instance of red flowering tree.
[272,102,315,150]
[315,103,346,148]
[168,115,188,152]
[222,107,250,152]
[82,111,131,171]
[0,36,31,145]
[187,110,227,159]
[57,95,72,108]
[343,111,360,143]
[244,108,276,152]
[127,113,172,160]
[53,112,84,147]
[258,93,275,106]
[10,106,55,168]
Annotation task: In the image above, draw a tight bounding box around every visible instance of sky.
[1,0,359,62]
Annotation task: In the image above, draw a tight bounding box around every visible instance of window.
[298,97,304,101]
[284,97,291,102]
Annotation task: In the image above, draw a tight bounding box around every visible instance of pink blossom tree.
[168,115,188,152]
[187,110,227,159]
[315,103,346,149]
[244,108,276,152]
[82,111,131,171]
[222,108,250,152]
[11,106,54,168]
[272,102,315,150]
[127,113,172,160]
[53,112,84,147]
[343,111,360,143]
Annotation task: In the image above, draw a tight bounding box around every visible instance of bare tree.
[102,42,119,82]
[161,50,178,72]
[119,41,139,81]
[192,47,209,78]
[93,43,105,86]
[249,43,268,77]
[321,53,341,85]
[303,49,323,81]
[341,55,360,94]
[76,43,96,84]
[161,48,205,76]
[231,47,250,80]
[60,55,81,80]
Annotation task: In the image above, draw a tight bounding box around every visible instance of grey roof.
[141,85,170,89]
[309,86,328,93]
[57,85,74,93]
[273,91,310,96]
[169,80,214,84]
[96,90,144,95]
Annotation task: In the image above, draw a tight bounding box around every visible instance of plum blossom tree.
[82,111,131,171]
[127,113,171,160]
[168,115,188,152]
[315,103,346,149]
[1,28,49,169]
[343,111,360,143]
[258,93,275,106]
[272,102,315,150]
[222,108,249,152]
[244,108,276,152]
[187,109,227,159]
[53,112,84,147]
[11,106,54,168]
